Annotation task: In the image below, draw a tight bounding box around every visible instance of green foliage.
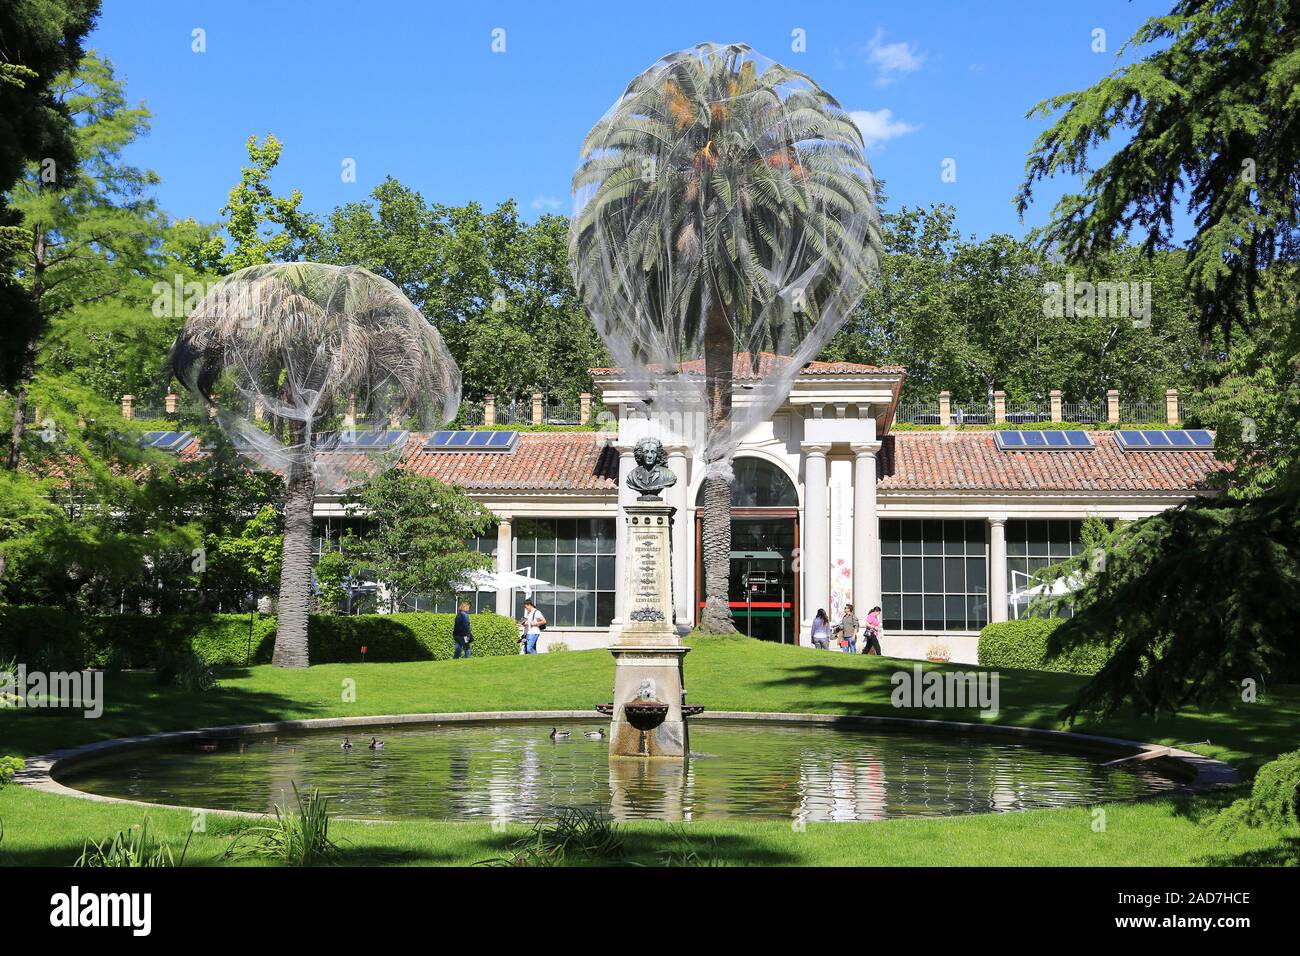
[977,618,1112,676]
[155,645,216,693]
[1018,0,1300,340]
[226,784,340,866]
[1037,491,1300,718]
[75,818,191,867]
[478,807,624,867]
[312,549,349,615]
[0,605,519,667]
[311,179,605,400]
[0,755,24,788]
[1207,750,1300,837]
[219,134,321,272]
[823,205,1199,406]
[340,471,494,613]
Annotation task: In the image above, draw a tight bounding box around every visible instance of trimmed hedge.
[977,618,1112,676]
[0,605,519,668]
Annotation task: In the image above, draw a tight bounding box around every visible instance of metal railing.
[895,402,940,425]
[1061,401,1104,424]
[1119,401,1163,424]
[1003,402,1051,425]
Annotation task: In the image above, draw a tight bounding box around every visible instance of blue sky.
[89,0,1168,240]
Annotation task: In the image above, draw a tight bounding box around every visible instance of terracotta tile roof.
[877,431,1230,493]
[590,351,905,379]
[400,431,618,491]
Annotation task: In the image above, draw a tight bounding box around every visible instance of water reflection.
[61,720,1181,823]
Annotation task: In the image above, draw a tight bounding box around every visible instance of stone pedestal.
[608,502,691,759]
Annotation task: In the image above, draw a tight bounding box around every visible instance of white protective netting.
[569,42,880,478]
[168,262,460,493]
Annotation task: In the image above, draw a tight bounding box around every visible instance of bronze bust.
[626,437,678,500]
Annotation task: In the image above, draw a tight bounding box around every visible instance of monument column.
[801,443,831,641]
[851,442,882,613]
[989,516,1008,623]
[494,515,513,616]
[664,445,691,631]
[610,443,636,637]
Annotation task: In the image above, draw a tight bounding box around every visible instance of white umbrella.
[465,568,549,597]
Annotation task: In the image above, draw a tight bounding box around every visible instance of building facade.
[309,357,1225,662]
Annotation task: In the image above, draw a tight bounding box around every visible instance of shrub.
[156,646,217,692]
[75,818,192,868]
[1207,750,1300,836]
[226,784,340,866]
[0,605,519,668]
[0,756,24,788]
[977,618,1112,675]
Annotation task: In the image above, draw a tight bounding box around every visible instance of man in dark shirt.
[453,601,473,659]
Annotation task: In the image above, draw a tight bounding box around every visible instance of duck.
[368,737,384,750]
[196,738,218,753]
[341,737,353,751]
[550,728,571,740]
[584,729,605,740]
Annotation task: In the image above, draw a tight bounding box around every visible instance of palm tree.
[169,262,459,666]
[569,43,878,634]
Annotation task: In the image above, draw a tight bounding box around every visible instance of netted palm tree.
[169,262,460,666]
[570,43,879,633]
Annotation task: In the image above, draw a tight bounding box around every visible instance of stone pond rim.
[15,710,1238,820]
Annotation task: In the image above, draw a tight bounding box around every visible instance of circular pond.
[57,718,1184,823]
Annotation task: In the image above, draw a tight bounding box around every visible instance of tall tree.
[220,134,320,274]
[0,0,100,390]
[570,44,878,633]
[340,471,494,614]
[169,262,459,667]
[1018,0,1300,715]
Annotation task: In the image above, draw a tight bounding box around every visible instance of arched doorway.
[694,457,800,642]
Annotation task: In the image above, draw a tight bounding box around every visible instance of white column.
[494,515,513,616]
[851,442,882,614]
[989,516,1008,624]
[801,443,831,642]
[610,444,636,635]
[665,445,691,632]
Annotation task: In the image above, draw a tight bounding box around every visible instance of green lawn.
[2,636,1297,867]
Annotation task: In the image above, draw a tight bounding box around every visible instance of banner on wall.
[829,461,853,621]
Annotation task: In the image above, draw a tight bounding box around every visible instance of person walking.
[862,605,883,656]
[453,600,473,659]
[837,604,858,654]
[521,598,546,655]
[810,609,832,650]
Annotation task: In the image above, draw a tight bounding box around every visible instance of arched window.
[695,456,798,508]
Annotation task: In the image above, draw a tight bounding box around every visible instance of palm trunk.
[699,303,735,634]
[273,439,314,667]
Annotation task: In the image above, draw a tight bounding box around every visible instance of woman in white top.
[810,609,832,650]
[521,598,546,654]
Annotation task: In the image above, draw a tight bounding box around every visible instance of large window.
[696,457,797,508]
[513,518,616,627]
[880,519,988,632]
[1006,519,1083,619]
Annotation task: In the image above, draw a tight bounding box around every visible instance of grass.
[2,635,1297,867]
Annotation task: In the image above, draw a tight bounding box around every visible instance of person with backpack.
[453,600,473,659]
[521,598,546,654]
[862,605,883,656]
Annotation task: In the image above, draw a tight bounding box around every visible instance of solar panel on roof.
[317,429,408,452]
[140,430,194,453]
[1114,429,1215,452]
[994,430,1094,451]
[424,430,519,453]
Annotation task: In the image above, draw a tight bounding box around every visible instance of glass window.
[1004,520,1082,619]
[513,517,617,627]
[880,519,988,632]
[698,457,797,508]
